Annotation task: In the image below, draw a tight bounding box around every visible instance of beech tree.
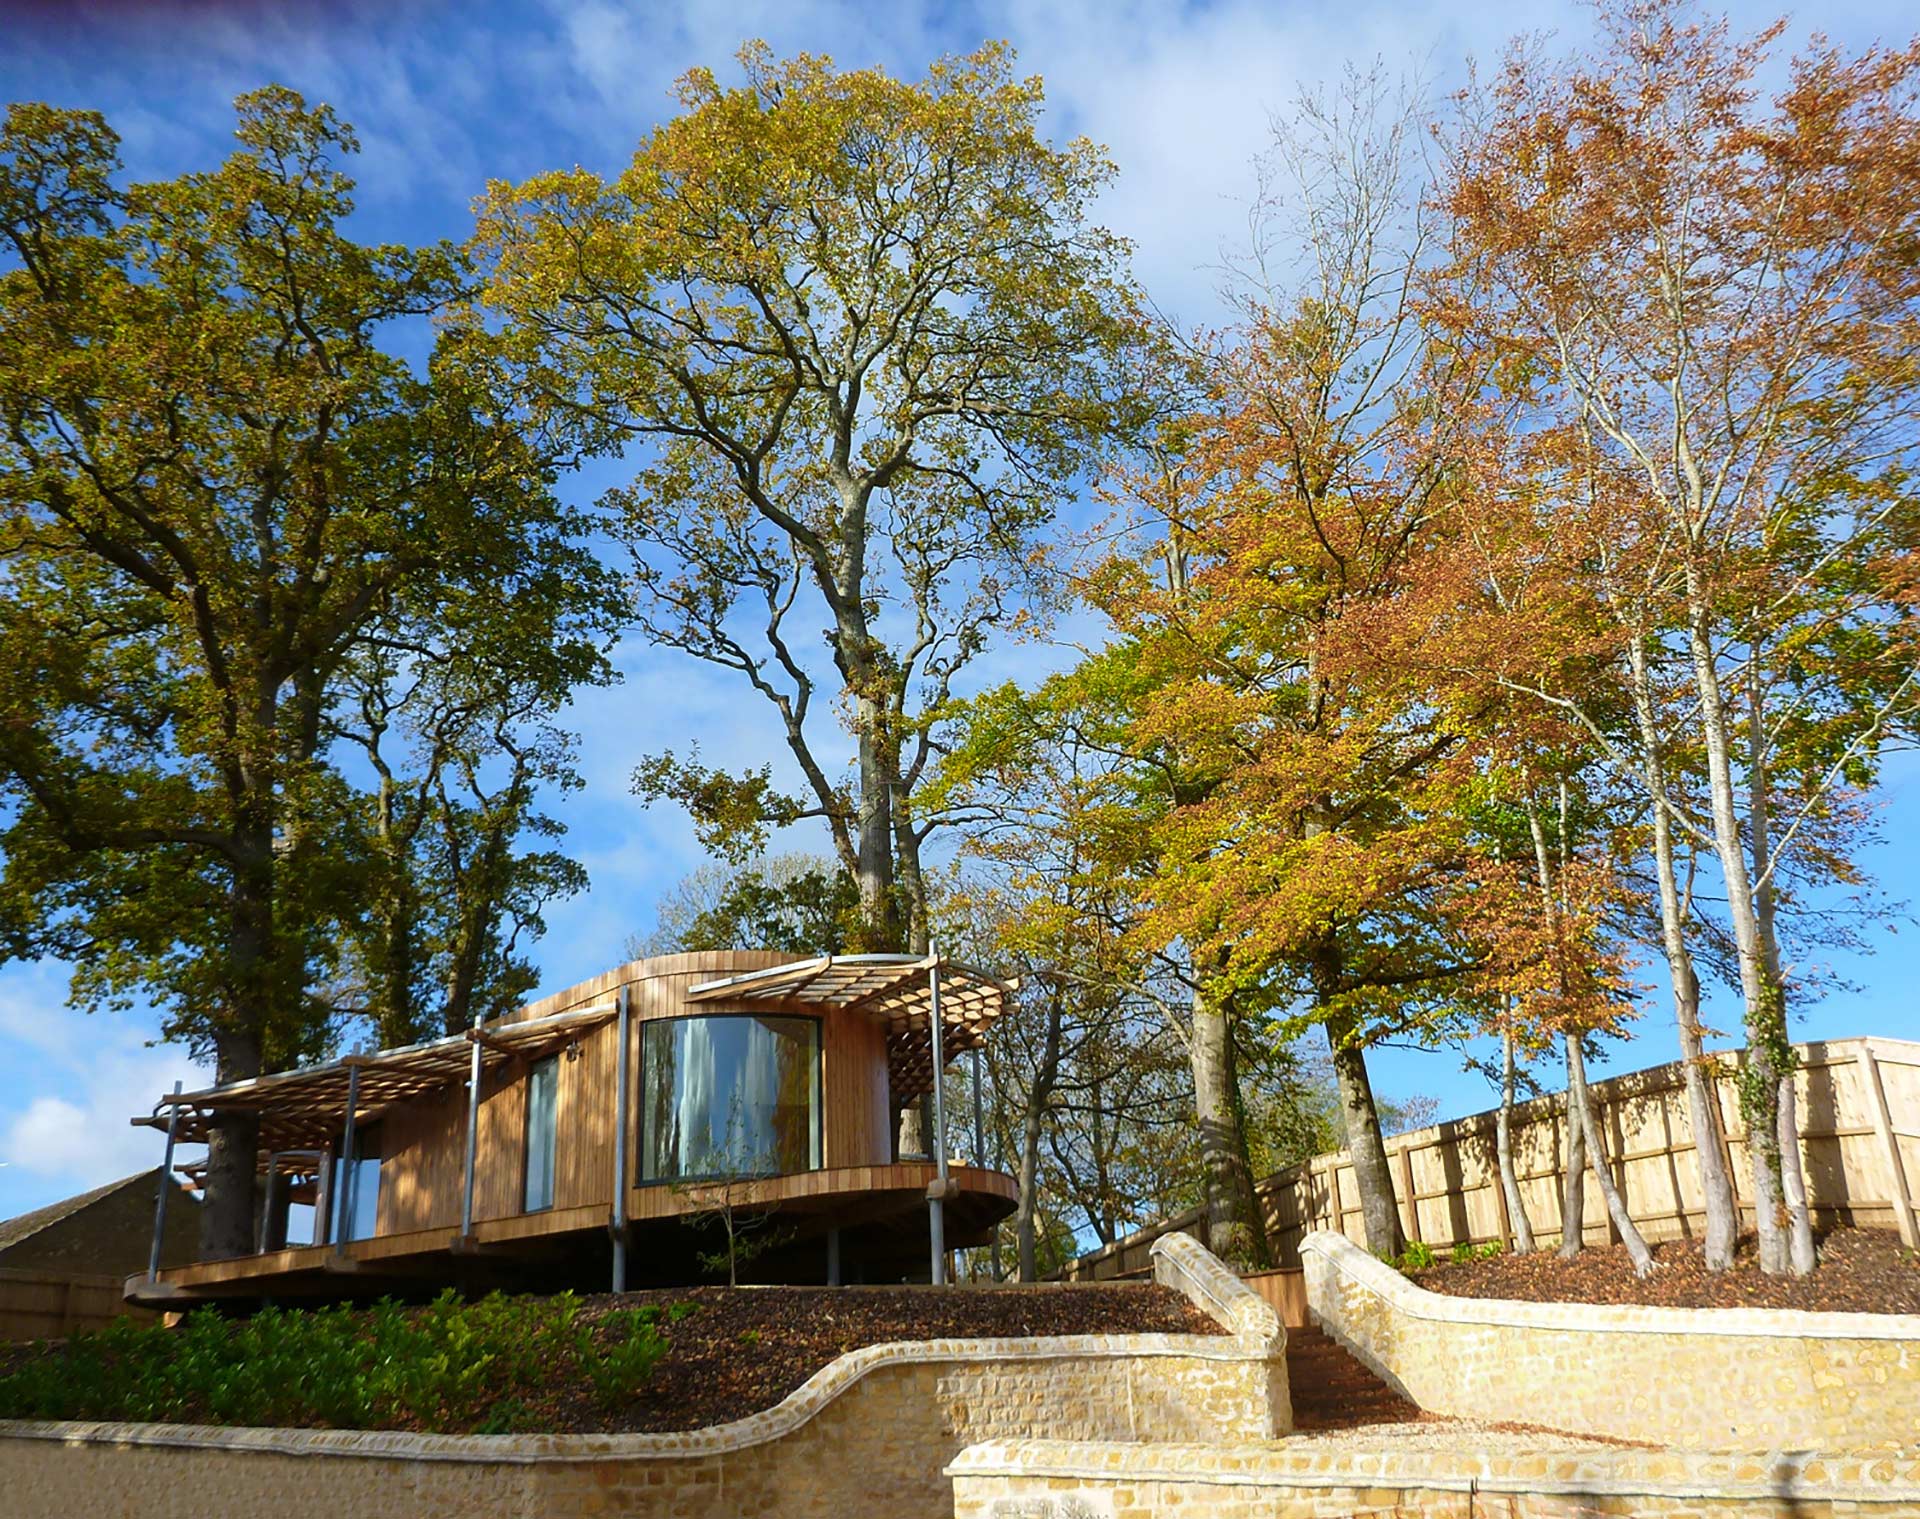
[0,92,614,1258]
[1447,0,1920,1273]
[468,43,1142,964]
[1064,70,1501,1260]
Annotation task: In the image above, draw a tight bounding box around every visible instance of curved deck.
[130,1163,1019,1304]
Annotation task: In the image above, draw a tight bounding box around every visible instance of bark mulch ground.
[554,1282,1220,1434]
[1405,1227,1920,1313]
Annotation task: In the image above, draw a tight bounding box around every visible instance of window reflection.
[331,1126,381,1242]
[525,1054,559,1212]
[641,1016,821,1181]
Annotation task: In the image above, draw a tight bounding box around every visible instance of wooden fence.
[0,1269,158,1342]
[1060,1035,1920,1278]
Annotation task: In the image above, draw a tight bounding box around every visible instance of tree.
[1446,0,1920,1273]
[331,637,596,1046]
[1065,68,1509,1259]
[467,42,1144,963]
[0,92,616,1258]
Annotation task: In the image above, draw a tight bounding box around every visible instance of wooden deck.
[130,1163,1019,1304]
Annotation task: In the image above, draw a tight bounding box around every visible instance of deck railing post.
[147,1080,183,1282]
[611,983,632,1293]
[928,945,949,1286]
[258,1154,278,1255]
[461,1019,483,1240]
[336,1062,361,1251]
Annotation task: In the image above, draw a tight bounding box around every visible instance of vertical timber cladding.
[367,951,912,1234]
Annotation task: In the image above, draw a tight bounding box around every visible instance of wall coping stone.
[1300,1228,1920,1341]
[944,1438,1920,1507]
[0,1329,1252,1465]
[1150,1232,1284,1354]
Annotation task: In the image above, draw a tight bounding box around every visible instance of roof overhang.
[133,1003,617,1153]
[686,953,1011,1096]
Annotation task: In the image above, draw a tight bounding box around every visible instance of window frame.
[636,1011,824,1187]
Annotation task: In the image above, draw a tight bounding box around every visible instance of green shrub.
[0,1289,685,1433]
[1397,1240,1436,1272]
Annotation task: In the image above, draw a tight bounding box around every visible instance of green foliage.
[678,864,862,956]
[0,1291,683,1432]
[0,89,621,1092]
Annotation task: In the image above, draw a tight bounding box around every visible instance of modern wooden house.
[126,952,1018,1306]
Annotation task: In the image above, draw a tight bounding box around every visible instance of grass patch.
[0,1290,687,1434]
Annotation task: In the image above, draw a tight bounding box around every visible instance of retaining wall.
[1300,1228,1920,1451]
[947,1438,1920,1517]
[0,1234,1285,1519]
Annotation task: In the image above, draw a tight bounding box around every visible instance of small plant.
[737,1328,762,1347]
[1398,1240,1436,1272]
[581,1308,671,1411]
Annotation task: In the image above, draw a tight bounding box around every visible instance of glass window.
[524,1054,559,1212]
[331,1127,381,1243]
[641,1015,821,1182]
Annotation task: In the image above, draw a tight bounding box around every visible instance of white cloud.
[0,966,208,1219]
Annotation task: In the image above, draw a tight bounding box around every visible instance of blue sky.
[1,0,1915,1218]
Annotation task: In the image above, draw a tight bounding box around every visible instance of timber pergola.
[134,1003,619,1154]
[131,1002,620,1277]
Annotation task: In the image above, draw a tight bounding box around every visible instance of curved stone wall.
[1300,1228,1920,1451]
[0,1239,1288,1519]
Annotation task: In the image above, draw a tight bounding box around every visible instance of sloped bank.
[0,1234,1287,1519]
[1300,1227,1920,1450]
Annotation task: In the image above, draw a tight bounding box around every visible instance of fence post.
[1397,1145,1421,1244]
[1860,1040,1917,1248]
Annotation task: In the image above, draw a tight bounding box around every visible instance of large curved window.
[640,1015,821,1182]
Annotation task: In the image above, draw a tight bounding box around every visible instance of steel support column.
[336,1062,361,1251]
[927,947,950,1285]
[461,1020,483,1238]
[610,982,631,1293]
[146,1080,183,1283]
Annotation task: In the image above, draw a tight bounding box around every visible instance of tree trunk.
[1497,1022,1536,1253]
[202,1023,263,1261]
[1567,1036,1654,1275]
[1326,1014,1404,1258]
[1014,986,1065,1282]
[1559,1050,1587,1259]
[1683,587,1796,1272]
[1747,666,1817,1275]
[1189,978,1267,1266]
[1629,639,1738,1269]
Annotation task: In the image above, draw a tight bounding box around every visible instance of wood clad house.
[126,951,1018,1306]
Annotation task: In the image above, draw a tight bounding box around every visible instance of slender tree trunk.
[1016,989,1064,1283]
[1497,1020,1536,1253]
[1748,665,1818,1275]
[1567,1036,1654,1275]
[1560,1051,1587,1259]
[1325,1010,1405,1258]
[1682,588,1796,1273]
[1629,639,1738,1269]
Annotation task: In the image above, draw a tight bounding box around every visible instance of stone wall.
[1300,1228,1920,1451]
[0,1236,1286,1519]
[946,1438,1920,1517]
